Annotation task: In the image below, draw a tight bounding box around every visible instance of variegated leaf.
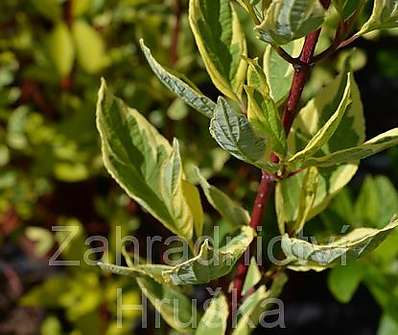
[209,97,278,173]
[189,0,247,101]
[137,277,195,333]
[196,294,228,335]
[140,39,216,118]
[356,0,398,36]
[256,0,325,45]
[97,80,204,241]
[282,217,398,271]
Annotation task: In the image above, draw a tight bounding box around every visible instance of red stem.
[282,29,322,133]
[231,172,275,306]
[230,1,330,316]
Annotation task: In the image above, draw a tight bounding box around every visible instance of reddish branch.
[230,0,331,317]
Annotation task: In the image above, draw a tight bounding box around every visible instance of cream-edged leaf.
[137,277,195,334]
[256,0,325,45]
[282,217,398,271]
[163,226,255,285]
[302,128,398,168]
[242,257,262,296]
[196,294,228,335]
[96,80,195,240]
[189,0,247,101]
[263,39,303,104]
[288,73,353,164]
[193,167,250,227]
[209,97,278,173]
[140,40,216,118]
[357,0,398,36]
[98,262,172,284]
[245,86,286,158]
[277,68,365,228]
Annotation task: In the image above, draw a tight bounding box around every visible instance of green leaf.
[140,40,216,118]
[72,20,108,74]
[96,80,197,240]
[291,167,319,234]
[99,226,255,286]
[302,128,398,168]
[332,0,363,20]
[209,97,278,173]
[277,68,365,228]
[163,226,255,285]
[282,217,398,271]
[232,273,287,335]
[242,257,262,295]
[263,39,303,104]
[196,294,228,335]
[232,286,269,335]
[327,262,364,303]
[288,73,353,164]
[189,0,247,101]
[136,277,195,334]
[98,261,172,284]
[246,58,270,95]
[256,0,325,45]
[193,167,250,227]
[245,86,286,158]
[355,175,398,228]
[48,22,75,77]
[357,0,398,36]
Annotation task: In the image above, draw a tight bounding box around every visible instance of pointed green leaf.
[136,277,195,334]
[355,176,398,229]
[98,262,172,284]
[163,226,255,285]
[263,39,303,104]
[96,80,196,240]
[140,40,216,118]
[288,73,353,164]
[276,167,320,235]
[246,58,270,96]
[99,227,254,286]
[292,167,319,234]
[278,68,365,227]
[282,217,398,271]
[189,0,247,101]
[232,274,287,335]
[193,167,250,227]
[242,257,262,295]
[232,286,269,335]
[196,294,228,335]
[302,128,398,168]
[72,20,108,74]
[209,97,278,173]
[357,0,398,36]
[256,0,325,45]
[48,22,75,77]
[245,86,286,158]
[327,262,364,303]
